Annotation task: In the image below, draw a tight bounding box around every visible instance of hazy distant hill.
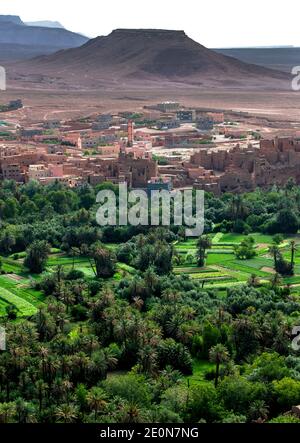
[0,43,69,61]
[215,47,300,73]
[0,15,23,25]
[0,15,88,61]
[13,28,288,90]
[25,21,65,29]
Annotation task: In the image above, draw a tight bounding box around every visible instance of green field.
[0,231,299,317]
[0,246,140,317]
[174,232,300,290]
[0,288,37,317]
[0,259,47,317]
[185,360,215,387]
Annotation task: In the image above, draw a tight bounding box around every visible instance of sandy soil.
[1,86,300,128]
[261,267,276,274]
[5,274,24,281]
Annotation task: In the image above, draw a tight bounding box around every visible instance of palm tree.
[15,398,36,423]
[54,265,64,296]
[35,380,48,413]
[166,313,185,340]
[59,355,72,378]
[128,277,146,301]
[41,355,58,385]
[39,346,49,377]
[61,380,73,404]
[249,400,269,423]
[103,347,118,371]
[60,285,75,312]
[229,194,247,220]
[71,352,90,381]
[269,245,280,270]
[248,273,260,287]
[81,335,100,356]
[69,280,87,304]
[89,243,116,278]
[119,402,144,423]
[196,235,212,267]
[137,345,158,375]
[209,344,229,387]
[270,272,282,290]
[132,296,144,311]
[161,366,182,384]
[162,289,180,303]
[178,226,187,242]
[143,267,159,296]
[35,308,55,341]
[55,404,78,423]
[87,387,108,420]
[0,402,16,423]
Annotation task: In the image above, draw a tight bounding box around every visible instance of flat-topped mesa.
[13,27,288,89]
[110,28,187,40]
[107,29,188,45]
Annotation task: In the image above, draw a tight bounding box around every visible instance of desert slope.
[8,29,291,90]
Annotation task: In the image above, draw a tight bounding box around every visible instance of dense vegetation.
[1,179,300,423]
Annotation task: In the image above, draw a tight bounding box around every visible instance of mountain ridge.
[8,28,291,90]
[215,47,300,73]
[25,21,65,29]
[0,15,88,61]
[0,15,23,25]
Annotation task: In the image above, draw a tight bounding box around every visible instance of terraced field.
[0,274,45,317]
[1,232,299,317]
[0,246,139,317]
[174,232,300,290]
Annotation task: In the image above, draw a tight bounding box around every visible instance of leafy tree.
[89,243,116,278]
[232,317,261,362]
[269,272,283,289]
[0,230,16,254]
[269,415,300,423]
[3,197,19,219]
[116,243,135,265]
[24,240,50,274]
[187,384,223,423]
[273,234,284,245]
[234,236,256,260]
[6,305,17,320]
[276,209,299,234]
[157,339,193,375]
[217,376,267,416]
[103,374,152,408]
[196,235,212,267]
[247,352,289,383]
[272,377,300,410]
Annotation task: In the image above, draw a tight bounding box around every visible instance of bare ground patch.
[261,267,276,274]
[5,273,24,282]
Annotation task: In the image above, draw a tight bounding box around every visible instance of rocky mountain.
[0,15,23,25]
[25,21,65,29]
[0,15,88,61]
[215,47,300,73]
[10,28,290,89]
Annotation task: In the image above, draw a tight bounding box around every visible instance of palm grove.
[0,179,300,422]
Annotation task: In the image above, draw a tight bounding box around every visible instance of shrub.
[66,269,85,281]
